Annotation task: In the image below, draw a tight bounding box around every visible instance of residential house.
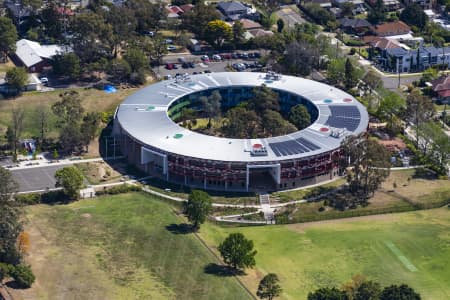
[403,0,434,10]
[217,1,250,21]
[366,0,401,11]
[12,39,72,73]
[239,18,263,30]
[378,46,450,73]
[372,21,411,37]
[302,0,333,9]
[0,73,43,93]
[431,75,450,103]
[339,18,372,35]
[333,0,366,14]
[188,39,211,52]
[179,4,194,13]
[248,29,274,38]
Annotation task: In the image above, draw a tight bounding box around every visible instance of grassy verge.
[200,208,450,299]
[272,178,346,202]
[18,193,252,300]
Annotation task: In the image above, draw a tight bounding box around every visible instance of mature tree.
[125,0,166,33]
[52,53,81,80]
[257,273,282,300]
[367,0,386,24]
[249,85,280,114]
[405,89,434,148]
[80,112,101,152]
[204,20,232,48]
[327,58,346,85]
[380,284,421,300]
[55,166,84,200]
[59,124,83,153]
[218,233,257,270]
[5,67,28,94]
[262,110,297,136]
[124,47,148,73]
[362,71,383,93]
[304,3,336,26]
[185,190,213,230]
[355,281,382,300]
[35,105,51,145]
[181,3,221,39]
[377,92,405,132]
[201,90,222,128]
[106,6,137,57]
[341,2,354,18]
[232,20,245,45]
[39,2,64,41]
[344,58,358,89]
[70,12,114,63]
[0,17,18,62]
[282,41,319,76]
[224,107,260,138]
[52,91,85,127]
[108,59,132,82]
[9,107,25,157]
[307,287,348,300]
[277,18,285,33]
[0,168,21,264]
[400,4,428,30]
[289,105,311,130]
[419,122,450,174]
[253,0,279,14]
[341,134,391,200]
[143,35,168,65]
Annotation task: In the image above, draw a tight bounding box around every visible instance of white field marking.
[384,241,418,272]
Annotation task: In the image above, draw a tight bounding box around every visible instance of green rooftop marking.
[146,106,155,111]
[173,133,183,139]
[384,241,418,272]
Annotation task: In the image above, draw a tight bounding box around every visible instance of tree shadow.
[5,280,26,290]
[204,263,244,277]
[165,223,194,234]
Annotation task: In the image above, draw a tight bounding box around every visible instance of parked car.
[40,77,49,85]
[231,53,239,59]
[241,52,249,59]
[188,62,196,68]
[167,45,177,51]
[166,63,174,70]
[212,54,222,61]
[253,52,261,58]
[143,31,154,37]
[178,57,186,63]
[204,70,212,73]
[201,55,210,62]
[165,39,173,44]
[221,53,232,59]
[182,62,189,68]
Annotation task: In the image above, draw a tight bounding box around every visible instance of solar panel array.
[325,105,361,131]
[269,137,320,157]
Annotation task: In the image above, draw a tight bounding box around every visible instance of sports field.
[17,193,251,300]
[201,207,450,299]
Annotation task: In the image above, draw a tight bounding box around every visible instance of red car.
[221,53,232,59]
[166,63,174,70]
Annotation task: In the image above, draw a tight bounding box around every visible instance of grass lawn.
[0,87,135,140]
[201,208,450,299]
[17,193,251,300]
[281,170,450,223]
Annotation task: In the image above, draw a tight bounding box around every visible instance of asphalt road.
[11,165,65,192]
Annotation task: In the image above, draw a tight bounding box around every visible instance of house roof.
[167,5,183,14]
[373,21,411,36]
[248,29,274,37]
[431,76,450,92]
[371,37,401,49]
[217,1,247,14]
[179,4,194,13]
[239,18,262,30]
[339,18,371,28]
[15,39,71,68]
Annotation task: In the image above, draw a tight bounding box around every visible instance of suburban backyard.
[11,192,450,300]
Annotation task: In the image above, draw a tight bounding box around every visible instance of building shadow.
[203,263,244,277]
[165,223,194,234]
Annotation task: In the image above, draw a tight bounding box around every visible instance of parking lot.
[154,52,265,79]
[12,165,65,192]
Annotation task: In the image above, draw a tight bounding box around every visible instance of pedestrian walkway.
[259,193,275,224]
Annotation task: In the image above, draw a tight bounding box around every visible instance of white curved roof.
[116,72,368,162]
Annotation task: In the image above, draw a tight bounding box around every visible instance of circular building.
[114,72,368,192]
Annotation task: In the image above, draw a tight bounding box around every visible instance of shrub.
[95,184,141,195]
[0,263,13,281]
[15,193,41,205]
[10,264,35,288]
[349,48,356,55]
